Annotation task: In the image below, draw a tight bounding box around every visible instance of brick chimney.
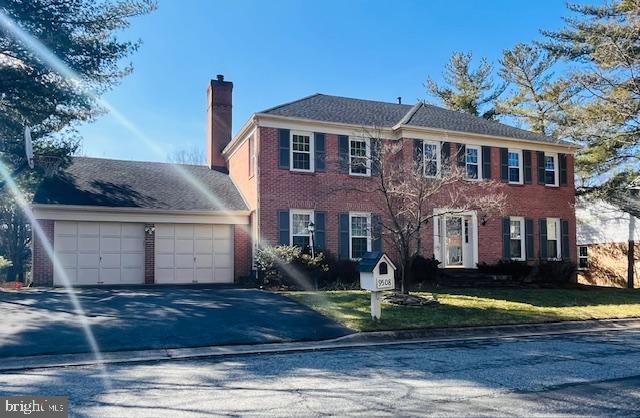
[207,74,233,171]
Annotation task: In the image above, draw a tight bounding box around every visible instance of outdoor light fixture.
[307,222,315,233]
[144,225,155,235]
[307,222,315,258]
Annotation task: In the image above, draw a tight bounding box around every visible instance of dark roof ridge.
[259,93,323,114]
[71,156,210,169]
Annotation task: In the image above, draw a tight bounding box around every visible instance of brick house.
[30,75,578,286]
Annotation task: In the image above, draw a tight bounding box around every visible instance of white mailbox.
[358,252,396,320]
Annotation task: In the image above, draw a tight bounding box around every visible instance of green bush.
[255,245,329,289]
[319,251,359,290]
[477,260,533,281]
[531,260,577,285]
[412,255,441,285]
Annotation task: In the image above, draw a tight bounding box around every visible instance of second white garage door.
[154,224,234,284]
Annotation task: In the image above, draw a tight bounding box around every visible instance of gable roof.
[260,93,569,145]
[33,157,248,212]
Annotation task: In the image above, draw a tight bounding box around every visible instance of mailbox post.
[357,252,396,320]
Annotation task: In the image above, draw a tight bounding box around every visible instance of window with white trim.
[349,213,371,259]
[290,132,313,172]
[545,153,559,186]
[290,210,313,247]
[578,246,588,269]
[423,141,440,177]
[547,218,561,259]
[508,150,523,184]
[349,137,370,176]
[249,135,256,177]
[510,217,525,260]
[465,145,481,179]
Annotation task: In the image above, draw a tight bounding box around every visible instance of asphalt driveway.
[0,287,351,357]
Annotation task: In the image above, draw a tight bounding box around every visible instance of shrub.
[255,245,329,289]
[411,255,440,285]
[531,260,577,285]
[319,251,359,290]
[477,260,533,281]
[0,256,11,271]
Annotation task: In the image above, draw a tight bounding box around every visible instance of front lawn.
[286,288,640,332]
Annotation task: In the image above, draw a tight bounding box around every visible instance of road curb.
[2,317,640,372]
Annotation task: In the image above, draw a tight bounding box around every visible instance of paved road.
[0,287,349,357]
[3,329,640,417]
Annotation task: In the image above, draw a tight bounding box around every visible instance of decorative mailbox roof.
[357,252,396,273]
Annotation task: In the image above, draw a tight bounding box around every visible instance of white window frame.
[423,140,441,178]
[509,216,526,261]
[349,137,371,177]
[290,209,314,247]
[544,152,559,187]
[546,218,562,260]
[349,212,371,260]
[249,135,256,178]
[578,245,589,270]
[465,145,482,180]
[290,131,314,173]
[508,149,523,185]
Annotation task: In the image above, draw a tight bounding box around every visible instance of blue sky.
[77,0,576,162]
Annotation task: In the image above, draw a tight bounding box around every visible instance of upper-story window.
[423,141,440,177]
[349,137,370,176]
[544,153,559,186]
[465,145,481,179]
[290,209,313,247]
[350,212,371,259]
[290,131,314,172]
[508,149,523,184]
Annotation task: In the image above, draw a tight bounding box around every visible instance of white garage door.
[154,224,233,284]
[54,221,145,286]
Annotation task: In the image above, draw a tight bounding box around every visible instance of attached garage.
[31,157,251,287]
[54,221,145,286]
[155,224,233,284]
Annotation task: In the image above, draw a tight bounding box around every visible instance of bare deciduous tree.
[167,145,206,165]
[330,128,508,293]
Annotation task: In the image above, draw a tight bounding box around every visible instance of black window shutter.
[500,148,509,182]
[314,133,325,172]
[523,150,532,184]
[502,217,511,259]
[441,142,450,162]
[371,138,380,176]
[278,129,290,169]
[456,144,466,168]
[338,213,350,259]
[372,214,382,252]
[314,211,326,250]
[413,138,423,169]
[482,146,492,179]
[525,218,534,260]
[539,219,548,259]
[278,210,290,245]
[338,135,349,173]
[561,219,570,259]
[537,151,546,185]
[559,153,568,186]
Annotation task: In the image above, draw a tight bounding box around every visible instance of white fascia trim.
[32,204,251,224]
[223,117,257,159]
[397,125,581,154]
[255,113,397,139]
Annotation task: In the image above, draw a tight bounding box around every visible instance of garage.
[154,224,234,284]
[53,221,145,286]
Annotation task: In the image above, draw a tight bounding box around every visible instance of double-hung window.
[546,218,561,259]
[510,217,525,260]
[349,213,371,259]
[290,132,313,172]
[544,153,559,186]
[508,150,523,184]
[349,138,370,176]
[578,246,588,269]
[465,146,481,179]
[423,141,440,177]
[290,210,313,248]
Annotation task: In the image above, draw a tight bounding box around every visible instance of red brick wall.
[258,126,577,265]
[234,224,252,279]
[32,219,54,286]
[144,224,155,284]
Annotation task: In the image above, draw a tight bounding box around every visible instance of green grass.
[286,288,640,332]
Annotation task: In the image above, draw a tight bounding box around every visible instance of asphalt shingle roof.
[33,157,248,212]
[261,94,567,145]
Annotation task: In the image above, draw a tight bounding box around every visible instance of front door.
[444,215,475,268]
